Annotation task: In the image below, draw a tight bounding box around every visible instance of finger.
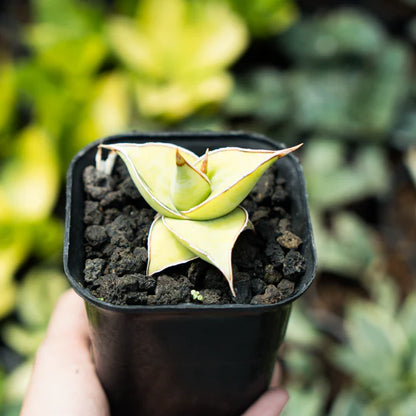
[21,290,110,416]
[44,289,90,352]
[269,362,282,388]
[242,388,289,416]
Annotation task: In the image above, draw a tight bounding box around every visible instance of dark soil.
[82,157,306,306]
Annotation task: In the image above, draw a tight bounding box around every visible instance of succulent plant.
[101,142,301,295]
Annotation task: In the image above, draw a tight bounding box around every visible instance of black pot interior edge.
[64,131,317,313]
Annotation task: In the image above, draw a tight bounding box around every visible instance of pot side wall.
[86,303,292,416]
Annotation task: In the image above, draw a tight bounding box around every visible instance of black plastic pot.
[64,131,316,416]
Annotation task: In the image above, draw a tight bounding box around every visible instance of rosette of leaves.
[106,0,248,121]
[102,142,301,295]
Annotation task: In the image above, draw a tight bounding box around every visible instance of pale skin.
[21,290,288,416]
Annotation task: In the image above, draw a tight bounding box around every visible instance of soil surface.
[82,157,306,305]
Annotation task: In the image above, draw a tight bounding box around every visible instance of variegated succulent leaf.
[100,142,198,219]
[147,215,197,275]
[163,207,249,296]
[170,150,211,211]
[184,144,303,219]
[100,141,302,296]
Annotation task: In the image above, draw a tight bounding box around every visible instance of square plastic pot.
[64,131,316,416]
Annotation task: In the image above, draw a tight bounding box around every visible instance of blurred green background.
[0,0,415,414]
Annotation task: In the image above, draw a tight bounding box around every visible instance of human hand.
[21,290,288,416]
[20,290,110,416]
[242,363,288,416]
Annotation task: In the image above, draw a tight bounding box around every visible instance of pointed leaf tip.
[276,143,303,159]
[199,148,209,175]
[183,144,303,220]
[175,149,186,167]
[98,142,202,219]
[163,207,249,296]
[170,150,211,211]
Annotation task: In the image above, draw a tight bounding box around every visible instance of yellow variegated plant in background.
[107,0,248,121]
[102,142,301,295]
[0,126,60,319]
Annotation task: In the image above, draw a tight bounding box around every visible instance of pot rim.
[64,130,317,314]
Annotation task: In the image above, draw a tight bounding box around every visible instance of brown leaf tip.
[200,148,209,174]
[176,149,186,166]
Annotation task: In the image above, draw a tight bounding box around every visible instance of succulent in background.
[101,142,301,294]
[329,278,416,415]
[1,268,68,412]
[225,0,298,37]
[225,8,412,144]
[0,126,61,319]
[0,61,17,145]
[107,0,248,121]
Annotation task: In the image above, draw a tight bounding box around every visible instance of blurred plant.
[224,68,290,127]
[329,277,416,415]
[225,9,412,143]
[280,9,385,62]
[282,384,327,416]
[225,0,298,37]
[301,138,389,277]
[404,147,416,186]
[0,61,17,147]
[280,9,412,140]
[3,268,68,357]
[17,0,116,159]
[106,0,248,121]
[310,210,378,278]
[0,227,29,320]
[281,304,328,416]
[0,268,67,412]
[302,138,389,209]
[27,0,107,79]
[0,126,61,319]
[0,126,59,223]
[72,71,131,152]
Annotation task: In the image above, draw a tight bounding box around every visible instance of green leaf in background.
[280,9,385,62]
[278,9,412,140]
[224,69,291,124]
[393,109,416,150]
[28,0,107,78]
[0,227,30,319]
[281,384,327,416]
[286,303,322,348]
[2,268,68,357]
[352,41,411,137]
[73,71,130,152]
[0,126,59,223]
[0,61,17,140]
[289,67,362,135]
[328,391,373,416]
[303,139,389,277]
[30,218,64,261]
[1,360,33,415]
[17,0,109,161]
[225,0,298,37]
[0,268,67,412]
[303,139,389,209]
[397,294,416,348]
[17,268,68,330]
[394,395,416,416]
[107,0,248,120]
[333,300,409,400]
[311,209,378,278]
[330,286,416,413]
